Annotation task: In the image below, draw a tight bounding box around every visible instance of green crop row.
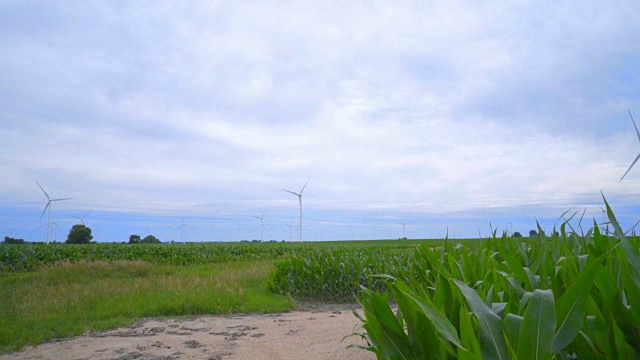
[0,242,297,272]
[353,197,640,359]
[0,240,425,273]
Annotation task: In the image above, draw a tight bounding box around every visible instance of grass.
[0,259,295,354]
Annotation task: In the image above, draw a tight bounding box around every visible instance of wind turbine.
[286,222,293,242]
[35,223,46,242]
[166,224,174,243]
[178,218,189,243]
[400,223,406,239]
[69,209,92,226]
[37,182,72,244]
[282,180,308,242]
[252,210,267,242]
[51,217,61,242]
[620,110,640,182]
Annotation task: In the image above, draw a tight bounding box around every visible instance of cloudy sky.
[2,1,639,243]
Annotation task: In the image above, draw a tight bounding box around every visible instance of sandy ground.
[1,305,376,360]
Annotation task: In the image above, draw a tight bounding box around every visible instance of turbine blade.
[84,209,92,217]
[37,182,50,200]
[40,202,50,219]
[282,189,299,196]
[299,179,309,194]
[630,110,640,143]
[620,152,640,182]
[263,209,268,217]
[51,197,73,201]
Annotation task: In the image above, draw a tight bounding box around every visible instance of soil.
[1,305,376,360]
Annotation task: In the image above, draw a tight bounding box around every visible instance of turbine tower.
[400,223,406,239]
[282,180,308,242]
[37,182,72,244]
[620,110,640,182]
[252,210,267,242]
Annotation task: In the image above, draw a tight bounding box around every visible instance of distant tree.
[512,232,522,238]
[66,225,93,244]
[529,230,538,237]
[3,236,25,244]
[129,234,141,244]
[140,235,161,244]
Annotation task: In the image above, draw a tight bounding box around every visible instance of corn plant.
[351,197,640,359]
[268,246,418,302]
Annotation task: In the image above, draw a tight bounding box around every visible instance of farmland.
[1,203,639,358]
[0,239,431,272]
[0,239,431,353]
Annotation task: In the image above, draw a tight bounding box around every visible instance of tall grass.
[0,259,295,354]
[351,197,640,359]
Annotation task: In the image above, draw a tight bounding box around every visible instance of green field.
[0,239,436,354]
[2,204,639,358]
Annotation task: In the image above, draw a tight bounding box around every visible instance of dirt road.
[1,305,376,360]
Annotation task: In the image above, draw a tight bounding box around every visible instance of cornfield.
[351,197,640,359]
[268,246,419,302]
[0,242,295,272]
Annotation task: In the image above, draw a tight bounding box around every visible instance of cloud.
[1,1,639,240]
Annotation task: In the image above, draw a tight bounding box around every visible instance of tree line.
[2,225,163,244]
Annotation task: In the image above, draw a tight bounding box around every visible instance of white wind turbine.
[282,180,308,242]
[178,218,189,243]
[69,209,92,226]
[35,223,46,242]
[252,210,267,242]
[51,217,61,242]
[286,221,293,242]
[37,182,72,244]
[620,110,640,182]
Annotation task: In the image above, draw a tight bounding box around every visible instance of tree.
[512,231,522,238]
[140,235,161,244]
[529,230,538,237]
[66,224,93,244]
[3,236,25,244]
[129,234,141,244]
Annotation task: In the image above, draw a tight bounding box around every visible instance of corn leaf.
[517,289,555,360]
[552,254,604,352]
[454,279,509,360]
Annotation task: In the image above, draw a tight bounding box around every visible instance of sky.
[1,1,640,243]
